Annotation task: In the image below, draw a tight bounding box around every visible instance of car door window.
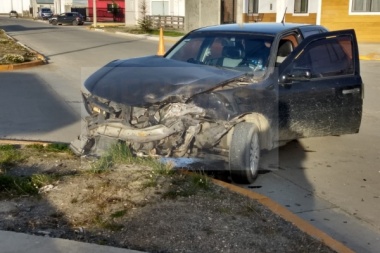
[287,35,354,78]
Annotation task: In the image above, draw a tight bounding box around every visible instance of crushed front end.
[71,93,241,158]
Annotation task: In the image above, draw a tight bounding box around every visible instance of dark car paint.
[85,56,244,107]
[81,23,362,154]
[51,12,84,25]
[276,29,362,139]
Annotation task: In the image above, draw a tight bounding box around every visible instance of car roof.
[193,22,324,35]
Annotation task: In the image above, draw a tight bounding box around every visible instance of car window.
[166,32,274,77]
[288,35,354,78]
[67,13,73,17]
[167,37,204,62]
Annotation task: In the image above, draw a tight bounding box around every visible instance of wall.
[321,0,380,42]
[185,0,219,32]
[242,0,318,24]
[0,0,30,15]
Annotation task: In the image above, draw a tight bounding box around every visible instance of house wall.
[320,0,380,42]
[0,0,30,15]
[31,0,55,17]
[242,0,318,24]
[124,0,184,26]
[185,0,219,32]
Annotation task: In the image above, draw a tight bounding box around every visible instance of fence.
[147,15,185,29]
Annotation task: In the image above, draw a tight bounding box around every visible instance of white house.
[125,0,185,25]
[0,0,30,16]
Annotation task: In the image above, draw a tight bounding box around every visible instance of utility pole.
[93,0,97,27]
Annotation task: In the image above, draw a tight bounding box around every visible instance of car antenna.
[281,7,287,24]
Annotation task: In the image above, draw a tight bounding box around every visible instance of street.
[0,17,379,252]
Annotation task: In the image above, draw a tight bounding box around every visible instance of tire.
[229,122,260,184]
[52,19,57,25]
[72,20,78,26]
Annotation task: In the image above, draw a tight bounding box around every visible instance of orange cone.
[157,27,165,56]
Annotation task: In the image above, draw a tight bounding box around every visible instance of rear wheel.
[229,122,260,184]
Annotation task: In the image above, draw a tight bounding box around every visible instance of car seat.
[220,46,245,68]
[276,40,293,65]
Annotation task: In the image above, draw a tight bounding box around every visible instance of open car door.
[277,29,363,140]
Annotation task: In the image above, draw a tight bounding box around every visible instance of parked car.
[38,8,53,20]
[9,10,18,18]
[49,12,84,25]
[72,23,363,184]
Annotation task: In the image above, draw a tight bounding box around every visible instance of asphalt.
[1,21,379,253]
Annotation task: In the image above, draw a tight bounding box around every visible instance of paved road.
[0,17,158,142]
[1,17,379,252]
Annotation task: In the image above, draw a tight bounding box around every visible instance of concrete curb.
[211,178,355,253]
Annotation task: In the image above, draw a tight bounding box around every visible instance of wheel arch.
[226,113,273,151]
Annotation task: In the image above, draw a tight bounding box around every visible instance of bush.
[3,54,25,63]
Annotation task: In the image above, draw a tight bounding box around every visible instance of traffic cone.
[157,27,165,56]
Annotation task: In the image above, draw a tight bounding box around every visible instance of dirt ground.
[0,145,337,253]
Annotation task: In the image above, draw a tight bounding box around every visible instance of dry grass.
[0,29,38,64]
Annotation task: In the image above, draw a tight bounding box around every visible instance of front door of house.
[221,0,236,24]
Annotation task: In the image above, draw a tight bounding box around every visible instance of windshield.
[165,32,274,78]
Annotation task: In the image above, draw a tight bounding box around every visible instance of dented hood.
[84,56,243,106]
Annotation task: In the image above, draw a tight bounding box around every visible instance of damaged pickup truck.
[71,23,363,184]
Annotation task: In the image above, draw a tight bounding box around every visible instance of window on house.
[248,0,259,14]
[294,0,308,13]
[151,0,169,15]
[352,0,380,12]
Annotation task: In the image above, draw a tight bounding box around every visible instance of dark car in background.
[72,23,363,184]
[50,12,84,25]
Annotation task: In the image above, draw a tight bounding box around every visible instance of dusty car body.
[72,23,363,184]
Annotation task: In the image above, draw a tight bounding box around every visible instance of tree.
[138,0,153,32]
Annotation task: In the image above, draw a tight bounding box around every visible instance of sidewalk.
[358,43,380,61]
[0,230,145,253]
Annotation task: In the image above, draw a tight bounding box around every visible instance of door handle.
[342,88,360,95]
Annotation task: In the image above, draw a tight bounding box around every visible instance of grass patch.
[100,26,184,37]
[0,173,58,197]
[110,210,127,218]
[150,29,184,37]
[26,143,71,153]
[0,145,23,168]
[163,172,211,199]
[91,142,172,174]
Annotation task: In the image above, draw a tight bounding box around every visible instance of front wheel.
[229,122,260,184]
[52,19,57,25]
[72,20,79,26]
